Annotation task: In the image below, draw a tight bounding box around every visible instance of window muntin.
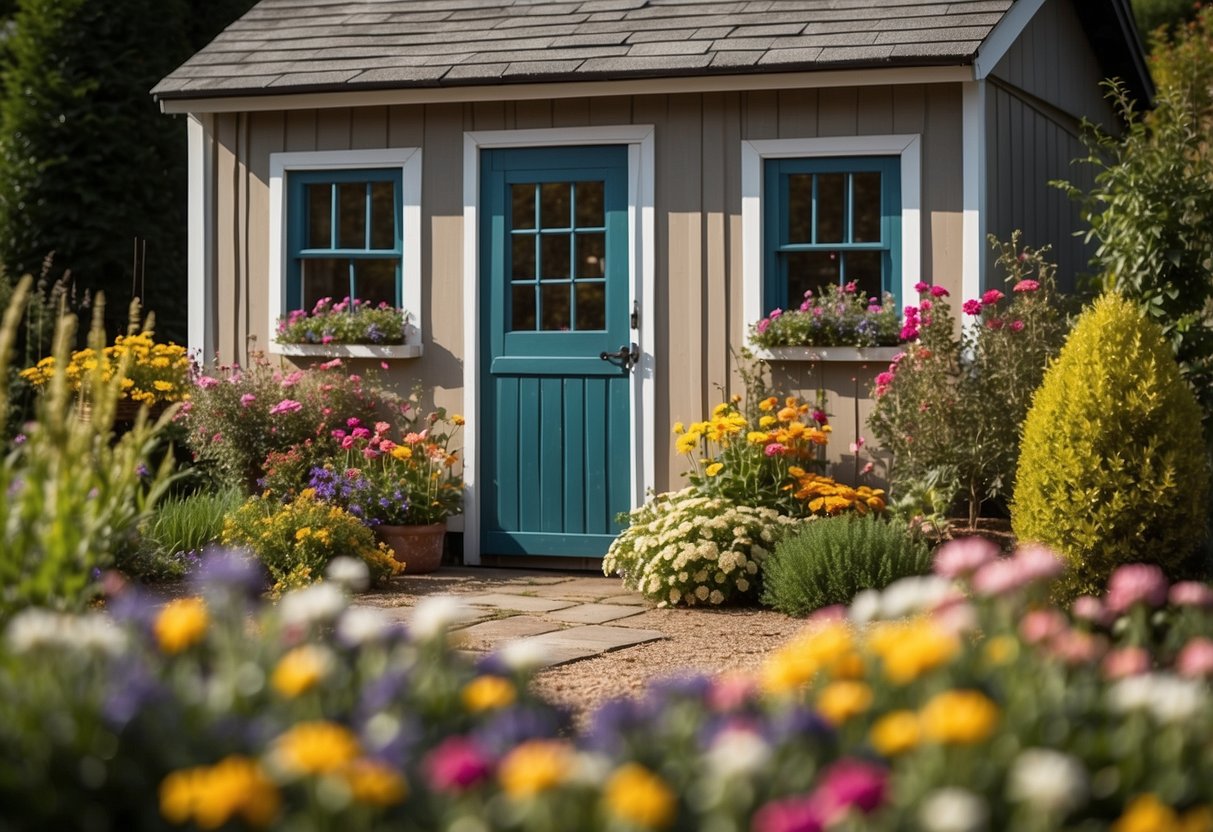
[287,169,403,312]
[763,156,901,310]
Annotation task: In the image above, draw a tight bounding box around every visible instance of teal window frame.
[762,156,901,310]
[285,168,403,310]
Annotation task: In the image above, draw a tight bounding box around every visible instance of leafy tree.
[1132,0,1199,38]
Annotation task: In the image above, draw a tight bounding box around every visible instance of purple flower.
[1105,564,1169,614]
[190,549,265,599]
[12,433,26,445]
[472,705,566,756]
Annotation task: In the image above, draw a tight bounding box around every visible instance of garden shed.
[155,0,1152,564]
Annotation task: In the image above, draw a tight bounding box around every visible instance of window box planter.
[270,342,424,359]
[755,345,903,364]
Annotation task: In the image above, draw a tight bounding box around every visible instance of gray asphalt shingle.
[153,0,1014,100]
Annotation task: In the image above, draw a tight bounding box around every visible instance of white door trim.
[461,124,656,565]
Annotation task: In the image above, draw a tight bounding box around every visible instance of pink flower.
[843,281,858,294]
[875,372,894,387]
[1169,581,1213,608]
[903,305,920,321]
[1010,320,1024,332]
[405,431,426,445]
[331,429,347,440]
[347,417,362,428]
[914,281,930,294]
[1013,279,1039,293]
[1014,544,1065,583]
[986,318,1004,330]
[341,435,355,449]
[800,300,811,311]
[1176,638,1213,678]
[344,468,362,480]
[962,299,983,316]
[933,536,999,579]
[1102,647,1151,679]
[1105,564,1169,614]
[919,299,933,312]
[362,448,380,460]
[1071,595,1109,626]
[319,358,343,370]
[379,439,397,453]
[849,437,865,453]
[971,558,1027,597]
[769,308,783,319]
[899,325,919,341]
[239,393,256,408]
[1048,629,1107,666]
[380,361,391,370]
[424,737,492,792]
[752,797,824,832]
[707,674,758,712]
[268,399,302,416]
[757,318,771,334]
[321,335,334,345]
[981,289,1005,305]
[374,421,391,435]
[930,285,949,298]
[197,376,220,389]
[814,759,888,819]
[211,432,223,444]
[280,370,304,387]
[352,427,372,440]
[860,462,874,475]
[764,442,787,457]
[1020,609,1068,645]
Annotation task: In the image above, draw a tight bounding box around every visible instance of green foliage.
[1055,74,1213,423]
[1132,0,1199,37]
[276,297,409,345]
[868,233,1070,525]
[127,487,243,579]
[221,491,400,594]
[760,515,933,616]
[0,278,176,618]
[1012,293,1210,598]
[749,283,900,348]
[602,488,804,607]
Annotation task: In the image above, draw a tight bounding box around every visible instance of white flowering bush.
[603,488,804,607]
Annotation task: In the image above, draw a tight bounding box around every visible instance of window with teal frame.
[763,156,901,311]
[286,168,403,312]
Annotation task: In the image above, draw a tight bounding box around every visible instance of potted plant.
[310,410,464,573]
[274,296,421,358]
[749,282,903,356]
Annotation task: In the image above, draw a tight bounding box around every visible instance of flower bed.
[749,282,900,349]
[275,297,409,346]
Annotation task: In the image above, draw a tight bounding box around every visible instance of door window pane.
[511,184,536,230]
[816,173,845,243]
[576,233,605,279]
[852,172,882,243]
[575,282,606,331]
[307,184,331,249]
[338,183,367,249]
[369,182,396,249]
[575,181,604,227]
[540,183,571,228]
[512,236,536,281]
[511,285,536,331]
[784,251,839,305]
[540,234,571,280]
[540,284,571,331]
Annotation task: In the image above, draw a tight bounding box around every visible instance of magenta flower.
[1102,646,1151,680]
[934,536,999,579]
[903,305,920,321]
[268,399,302,416]
[1169,581,1213,608]
[919,299,933,313]
[962,299,982,316]
[764,442,787,457]
[347,417,362,428]
[752,797,823,832]
[914,281,930,294]
[1013,279,1039,292]
[986,318,1004,330]
[1105,564,1169,614]
[424,737,492,792]
[196,376,220,390]
[899,324,919,341]
[318,358,343,370]
[981,289,1005,305]
[814,758,888,819]
[341,435,355,449]
[800,300,811,311]
[1176,638,1213,678]
[1010,320,1024,332]
[875,371,895,387]
[351,427,372,440]
[930,285,949,298]
[843,281,858,294]
[239,393,256,408]
[811,409,828,426]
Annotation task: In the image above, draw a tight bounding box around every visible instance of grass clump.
[760,514,932,616]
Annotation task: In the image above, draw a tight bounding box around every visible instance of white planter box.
[270,342,424,359]
[756,345,903,363]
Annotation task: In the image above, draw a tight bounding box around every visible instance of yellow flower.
[462,675,517,712]
[160,756,280,829]
[274,722,361,775]
[673,421,685,434]
[154,597,209,654]
[869,711,921,756]
[343,758,408,806]
[758,396,779,412]
[867,619,958,684]
[816,680,873,725]
[391,445,413,460]
[452,414,466,426]
[675,432,701,455]
[1113,795,1180,832]
[705,462,724,477]
[920,690,1000,745]
[153,380,174,392]
[271,646,331,698]
[983,635,1019,667]
[1181,807,1213,832]
[777,406,798,422]
[747,431,770,445]
[712,402,730,416]
[758,415,777,428]
[604,763,677,829]
[761,646,818,695]
[295,527,312,541]
[498,740,572,797]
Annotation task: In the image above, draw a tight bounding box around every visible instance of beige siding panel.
[388,105,424,147]
[472,101,506,131]
[723,91,745,394]
[777,88,818,138]
[553,97,590,127]
[284,109,317,152]
[589,95,632,125]
[514,98,553,128]
[701,91,730,400]
[817,86,859,136]
[856,85,893,135]
[316,108,352,150]
[742,90,778,140]
[350,106,388,148]
[215,113,241,363]
[922,84,963,297]
[246,111,282,357]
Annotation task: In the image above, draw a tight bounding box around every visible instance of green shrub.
[123,487,243,580]
[221,490,400,594]
[603,488,804,607]
[1012,293,1210,597]
[760,514,932,616]
[0,278,176,618]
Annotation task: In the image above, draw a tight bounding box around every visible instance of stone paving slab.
[508,623,664,667]
[360,602,494,629]
[600,594,647,606]
[547,603,644,625]
[454,615,566,648]
[460,593,577,613]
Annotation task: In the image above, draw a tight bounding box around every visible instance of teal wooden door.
[480,145,632,557]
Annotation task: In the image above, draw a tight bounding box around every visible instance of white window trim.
[462,124,656,566]
[267,147,423,354]
[740,135,922,344]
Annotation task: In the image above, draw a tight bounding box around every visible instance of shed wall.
[204,84,964,493]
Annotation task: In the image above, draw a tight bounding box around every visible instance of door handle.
[599,342,640,371]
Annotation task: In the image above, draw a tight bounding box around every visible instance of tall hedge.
[1012,293,1210,598]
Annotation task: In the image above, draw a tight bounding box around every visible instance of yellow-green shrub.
[221,490,400,594]
[1012,293,1209,597]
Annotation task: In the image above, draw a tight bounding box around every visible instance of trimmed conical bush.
[1012,293,1209,597]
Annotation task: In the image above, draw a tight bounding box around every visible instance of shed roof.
[154,0,1020,100]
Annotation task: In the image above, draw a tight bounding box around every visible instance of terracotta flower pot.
[374,523,446,574]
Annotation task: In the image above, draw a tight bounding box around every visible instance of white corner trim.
[187,114,215,364]
[461,124,656,565]
[740,134,923,343]
[267,147,423,348]
[974,0,1046,79]
[962,80,988,312]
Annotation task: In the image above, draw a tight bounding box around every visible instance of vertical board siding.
[211,82,964,500]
